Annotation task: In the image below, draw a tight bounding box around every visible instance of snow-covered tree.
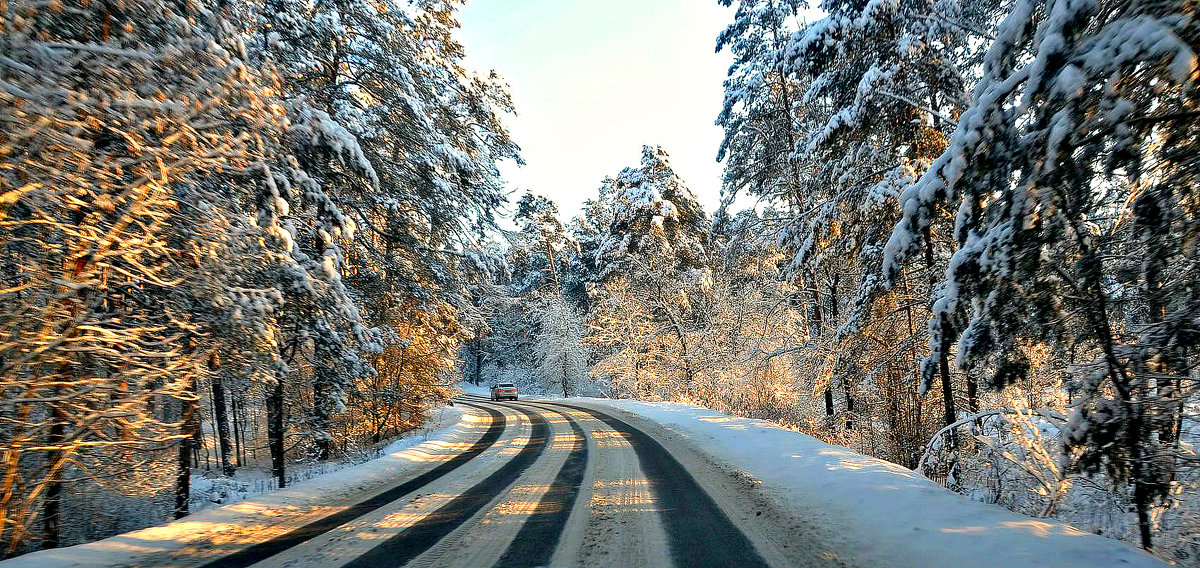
[598,146,710,278]
[245,0,519,464]
[534,296,589,397]
[715,0,807,208]
[510,193,572,295]
[0,0,307,548]
[587,147,713,399]
[715,0,999,435]
[0,0,518,553]
[786,0,1002,434]
[564,181,618,312]
[882,0,1198,549]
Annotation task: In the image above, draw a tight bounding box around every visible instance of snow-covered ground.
[564,397,1168,568]
[459,381,491,397]
[0,405,468,568]
[187,407,465,515]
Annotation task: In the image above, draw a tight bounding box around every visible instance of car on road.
[490,383,519,401]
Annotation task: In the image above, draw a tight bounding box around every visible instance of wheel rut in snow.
[491,402,589,568]
[550,401,772,568]
[197,402,506,568]
[343,403,551,568]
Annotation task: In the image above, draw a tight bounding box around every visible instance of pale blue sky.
[457,0,735,222]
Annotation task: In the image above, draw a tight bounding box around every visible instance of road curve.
[196,403,508,568]
[178,396,824,568]
[491,404,588,568]
[341,404,551,568]
[536,400,770,568]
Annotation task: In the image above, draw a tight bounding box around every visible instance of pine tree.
[513,193,572,294]
[882,0,1198,549]
[715,0,807,207]
[598,146,710,279]
[588,147,712,399]
[534,296,589,397]
[564,181,618,312]
[247,0,518,464]
[0,0,519,548]
[0,0,301,547]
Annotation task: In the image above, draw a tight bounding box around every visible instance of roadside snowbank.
[570,398,1167,568]
[0,405,467,568]
[459,380,491,397]
[188,408,464,516]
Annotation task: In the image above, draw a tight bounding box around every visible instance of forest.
[1,0,1197,563]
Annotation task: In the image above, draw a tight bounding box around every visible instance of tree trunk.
[937,330,958,449]
[827,277,842,418]
[42,401,66,549]
[43,256,79,546]
[1135,491,1153,550]
[231,394,244,467]
[192,414,203,469]
[211,372,235,476]
[562,358,571,398]
[544,239,560,289]
[249,400,258,461]
[1129,404,1154,550]
[671,325,694,396]
[174,378,199,519]
[925,228,957,449]
[808,280,823,335]
[267,374,286,489]
[844,383,855,429]
[313,380,332,462]
[471,333,484,386]
[809,275,834,416]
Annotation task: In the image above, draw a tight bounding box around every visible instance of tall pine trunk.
[965,371,979,414]
[1129,407,1153,550]
[211,371,235,476]
[231,394,244,467]
[267,374,286,488]
[828,277,843,422]
[544,239,560,289]
[936,329,957,449]
[808,275,834,416]
[44,255,82,546]
[562,357,571,397]
[174,378,199,519]
[41,400,66,549]
[313,380,332,462]
[925,229,956,449]
[471,332,484,386]
[844,383,855,429]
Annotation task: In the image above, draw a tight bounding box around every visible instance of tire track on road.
[550,401,772,568]
[197,402,505,568]
[491,402,589,568]
[343,402,551,568]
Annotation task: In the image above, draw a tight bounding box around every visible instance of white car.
[490,383,518,401]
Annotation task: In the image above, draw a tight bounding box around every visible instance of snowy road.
[2,395,1168,568]
[170,396,819,568]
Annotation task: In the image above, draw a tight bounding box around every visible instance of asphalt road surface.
[176,396,839,568]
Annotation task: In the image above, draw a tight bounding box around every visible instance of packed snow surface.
[566,397,1168,568]
[2,394,1169,568]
